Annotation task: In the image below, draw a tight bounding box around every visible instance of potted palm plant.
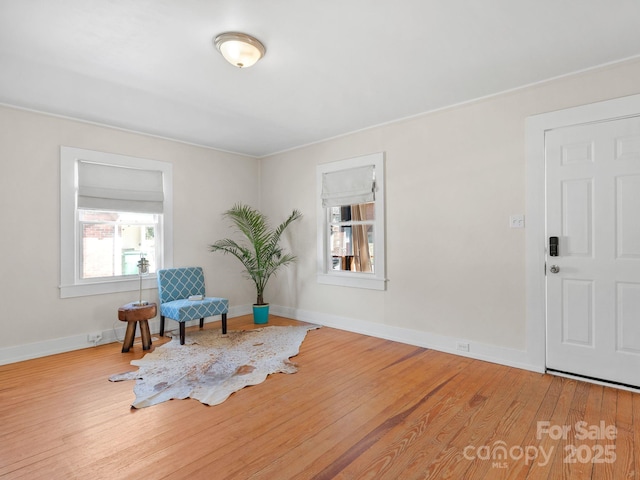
[210,203,302,324]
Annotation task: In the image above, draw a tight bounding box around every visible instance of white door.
[545,115,640,387]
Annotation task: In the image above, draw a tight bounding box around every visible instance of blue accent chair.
[157,267,228,344]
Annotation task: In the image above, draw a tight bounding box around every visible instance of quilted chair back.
[157,267,207,303]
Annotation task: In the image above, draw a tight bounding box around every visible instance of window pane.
[330,224,374,273]
[79,210,158,279]
[330,202,375,223]
[331,225,352,257]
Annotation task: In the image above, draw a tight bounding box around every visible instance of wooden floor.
[1,315,638,479]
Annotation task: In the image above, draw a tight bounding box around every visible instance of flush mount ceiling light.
[214,32,266,68]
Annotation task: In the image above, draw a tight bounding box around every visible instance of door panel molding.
[561,278,594,346]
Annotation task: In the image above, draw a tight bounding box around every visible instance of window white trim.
[316,152,386,290]
[60,146,173,298]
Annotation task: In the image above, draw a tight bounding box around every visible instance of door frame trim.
[525,93,640,372]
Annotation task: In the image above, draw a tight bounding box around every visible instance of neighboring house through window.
[60,146,173,298]
[316,152,386,290]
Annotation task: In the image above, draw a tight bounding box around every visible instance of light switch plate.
[509,214,525,228]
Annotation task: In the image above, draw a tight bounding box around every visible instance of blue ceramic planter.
[253,304,269,324]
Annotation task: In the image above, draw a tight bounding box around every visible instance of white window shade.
[321,165,375,208]
[78,161,164,213]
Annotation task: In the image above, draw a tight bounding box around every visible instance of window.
[79,210,159,279]
[317,152,386,290]
[60,147,173,298]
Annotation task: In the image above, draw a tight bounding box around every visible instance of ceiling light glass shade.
[214,32,266,68]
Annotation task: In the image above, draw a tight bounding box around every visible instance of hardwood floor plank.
[357,365,494,478]
[313,372,458,479]
[503,375,570,480]
[541,379,593,479]
[187,346,461,479]
[328,359,499,479]
[415,366,528,479]
[634,393,640,480]
[1,315,639,480]
[459,370,554,480]
[280,353,476,479]
[591,387,620,480]
[556,382,601,480]
[611,390,635,480]
[519,377,579,479]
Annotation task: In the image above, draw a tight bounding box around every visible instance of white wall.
[260,58,640,370]
[3,58,640,367]
[0,106,259,362]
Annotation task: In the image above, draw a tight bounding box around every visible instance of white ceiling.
[1,1,640,157]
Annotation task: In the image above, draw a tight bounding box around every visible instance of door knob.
[549,265,560,274]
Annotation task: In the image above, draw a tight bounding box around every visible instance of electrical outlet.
[87,333,102,344]
[456,342,470,352]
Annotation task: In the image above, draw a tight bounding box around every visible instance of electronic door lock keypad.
[549,236,559,257]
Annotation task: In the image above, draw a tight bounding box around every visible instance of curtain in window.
[351,204,372,272]
[77,161,164,213]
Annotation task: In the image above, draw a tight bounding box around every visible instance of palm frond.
[210,204,302,304]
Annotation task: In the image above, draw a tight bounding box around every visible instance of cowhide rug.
[109,324,319,408]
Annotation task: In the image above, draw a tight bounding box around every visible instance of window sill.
[59,276,158,299]
[317,273,386,291]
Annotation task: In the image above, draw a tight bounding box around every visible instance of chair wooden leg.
[122,321,137,353]
[160,315,165,336]
[199,317,204,329]
[222,313,227,334]
[179,322,186,345]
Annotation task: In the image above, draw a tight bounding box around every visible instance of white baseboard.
[0,304,252,366]
[271,305,545,374]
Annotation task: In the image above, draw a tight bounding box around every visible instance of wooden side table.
[118,302,157,353]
